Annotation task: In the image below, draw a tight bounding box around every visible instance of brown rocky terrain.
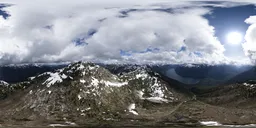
[0,62,255,127]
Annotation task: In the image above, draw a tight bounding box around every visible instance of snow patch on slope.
[91,77,99,86]
[136,73,148,80]
[61,74,68,79]
[80,79,86,84]
[43,72,63,87]
[128,103,138,115]
[0,80,9,86]
[49,121,77,127]
[200,121,221,126]
[146,78,173,103]
[137,89,170,103]
[243,82,256,88]
[137,91,144,99]
[122,67,175,103]
[200,121,256,127]
[103,81,128,87]
[146,97,169,103]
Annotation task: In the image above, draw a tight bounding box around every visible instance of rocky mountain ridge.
[0,62,191,127]
[0,62,255,127]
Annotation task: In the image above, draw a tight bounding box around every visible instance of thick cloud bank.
[244,16,256,64]
[0,0,254,65]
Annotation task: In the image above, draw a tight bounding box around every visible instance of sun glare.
[226,32,243,45]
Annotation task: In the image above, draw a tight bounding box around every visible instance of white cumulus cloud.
[0,0,254,65]
[244,16,256,64]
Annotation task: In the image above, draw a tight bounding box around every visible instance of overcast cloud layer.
[0,0,255,65]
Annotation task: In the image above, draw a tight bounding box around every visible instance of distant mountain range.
[0,63,254,86]
[225,67,256,84]
[0,64,66,83]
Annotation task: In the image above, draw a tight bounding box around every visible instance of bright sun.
[226,32,243,45]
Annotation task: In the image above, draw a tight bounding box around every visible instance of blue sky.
[205,4,256,58]
[0,4,10,19]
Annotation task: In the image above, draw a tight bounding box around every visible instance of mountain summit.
[0,62,192,127]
